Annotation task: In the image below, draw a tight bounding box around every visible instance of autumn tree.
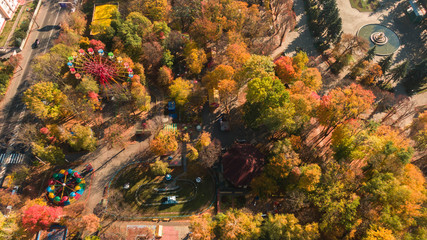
[363,226,396,240]
[157,66,174,86]
[203,64,235,89]
[186,144,199,161]
[76,76,99,94]
[251,173,279,198]
[224,42,251,69]
[24,82,69,121]
[363,125,413,176]
[185,47,208,75]
[150,159,171,176]
[274,56,298,83]
[67,10,87,35]
[199,138,221,168]
[31,143,65,164]
[265,140,301,186]
[289,81,321,130]
[172,0,202,31]
[189,213,215,240]
[333,34,369,60]
[31,44,74,83]
[331,34,369,73]
[300,68,322,91]
[189,18,222,47]
[298,164,322,192]
[215,209,263,239]
[67,124,97,152]
[274,51,309,84]
[236,55,275,84]
[410,110,427,151]
[141,41,163,71]
[218,79,238,114]
[169,77,193,106]
[312,180,361,239]
[150,129,178,155]
[349,60,370,80]
[316,83,375,131]
[361,165,426,236]
[360,63,383,85]
[331,119,367,162]
[261,214,320,240]
[0,189,20,207]
[196,131,211,150]
[141,0,170,21]
[0,212,22,239]
[22,204,63,233]
[244,76,295,131]
[79,214,100,235]
[130,79,151,112]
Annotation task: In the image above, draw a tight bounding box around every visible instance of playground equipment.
[46,168,87,206]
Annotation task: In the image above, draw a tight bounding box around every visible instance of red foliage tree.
[274,56,297,83]
[22,204,63,233]
[89,39,106,52]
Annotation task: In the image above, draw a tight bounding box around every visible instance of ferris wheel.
[66,48,135,88]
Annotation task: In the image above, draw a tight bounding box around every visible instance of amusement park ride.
[67,48,135,89]
[46,164,93,206]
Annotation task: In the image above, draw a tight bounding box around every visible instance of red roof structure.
[222,144,265,187]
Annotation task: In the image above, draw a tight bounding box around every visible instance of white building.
[0,0,20,33]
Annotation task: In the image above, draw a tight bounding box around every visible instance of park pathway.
[270,0,317,58]
[82,128,152,215]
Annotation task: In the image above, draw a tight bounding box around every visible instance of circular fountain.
[357,24,400,55]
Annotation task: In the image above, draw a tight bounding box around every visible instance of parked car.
[219,114,230,131]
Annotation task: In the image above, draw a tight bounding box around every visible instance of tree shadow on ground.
[377,1,426,64]
[281,0,317,57]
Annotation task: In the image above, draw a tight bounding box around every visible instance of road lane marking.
[43,7,62,54]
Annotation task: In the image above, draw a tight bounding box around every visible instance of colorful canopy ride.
[46,168,86,206]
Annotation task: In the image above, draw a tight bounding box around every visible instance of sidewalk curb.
[19,0,42,51]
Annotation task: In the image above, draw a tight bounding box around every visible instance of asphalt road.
[0,0,68,177]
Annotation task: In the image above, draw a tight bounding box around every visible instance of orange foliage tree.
[361,63,383,85]
[203,64,235,89]
[0,189,21,207]
[218,79,238,114]
[150,129,179,155]
[317,84,375,131]
[225,42,251,69]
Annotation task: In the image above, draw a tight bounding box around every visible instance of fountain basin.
[357,24,400,56]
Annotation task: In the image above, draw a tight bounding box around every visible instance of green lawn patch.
[107,163,215,218]
[349,0,380,12]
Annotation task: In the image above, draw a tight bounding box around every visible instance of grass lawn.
[349,0,380,12]
[91,3,118,35]
[0,5,22,47]
[108,163,216,218]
